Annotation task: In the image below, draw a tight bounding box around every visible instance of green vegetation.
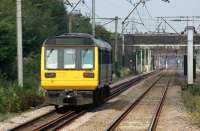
[0,0,113,120]
[182,85,200,126]
[0,75,44,121]
[113,64,134,82]
[0,76,44,113]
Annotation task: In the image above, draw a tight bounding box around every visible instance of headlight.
[83,72,94,78]
[45,72,56,78]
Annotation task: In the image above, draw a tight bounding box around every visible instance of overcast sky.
[68,0,200,33]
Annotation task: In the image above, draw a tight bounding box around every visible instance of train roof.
[43,33,112,50]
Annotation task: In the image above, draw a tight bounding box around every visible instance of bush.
[0,74,44,114]
[182,85,200,126]
[24,53,40,88]
[119,68,132,78]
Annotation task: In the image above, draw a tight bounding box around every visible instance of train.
[40,33,112,108]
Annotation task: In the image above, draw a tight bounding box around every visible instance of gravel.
[116,72,168,131]
[60,70,200,131]
[59,72,161,131]
[156,70,200,131]
[0,106,54,131]
[0,71,155,131]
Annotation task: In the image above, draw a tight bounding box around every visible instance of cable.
[126,0,150,32]
[136,8,149,32]
[69,0,83,14]
[122,1,142,24]
[102,19,115,26]
[197,25,200,31]
[64,0,73,7]
[144,3,154,21]
[156,21,163,32]
[161,17,180,35]
[82,1,101,18]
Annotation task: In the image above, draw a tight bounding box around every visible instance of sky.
[67,0,200,33]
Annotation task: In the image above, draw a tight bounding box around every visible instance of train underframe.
[44,86,110,107]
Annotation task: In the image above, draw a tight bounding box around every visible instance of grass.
[0,59,133,122]
[113,67,135,82]
[0,77,44,114]
[0,112,17,122]
[182,85,200,126]
[0,77,44,122]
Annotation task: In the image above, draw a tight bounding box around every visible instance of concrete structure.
[109,33,200,75]
[136,52,138,72]
[92,0,95,36]
[187,26,195,85]
[140,49,143,73]
[16,0,23,87]
[165,56,168,69]
[147,49,151,72]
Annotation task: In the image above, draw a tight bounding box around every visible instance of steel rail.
[147,79,171,131]
[50,72,157,131]
[54,71,158,131]
[105,74,163,131]
[34,110,85,131]
[10,110,57,131]
[10,71,157,131]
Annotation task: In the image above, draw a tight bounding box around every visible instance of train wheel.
[105,86,110,97]
[93,89,100,106]
[100,88,105,104]
[55,105,59,110]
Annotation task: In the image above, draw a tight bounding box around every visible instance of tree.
[0,0,68,78]
[70,13,92,34]
[0,0,16,79]
[0,0,112,79]
[96,25,112,42]
[22,0,68,55]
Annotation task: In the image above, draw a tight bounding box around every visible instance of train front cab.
[41,44,111,106]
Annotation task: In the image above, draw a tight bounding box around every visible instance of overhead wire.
[161,17,180,34]
[136,7,150,32]
[64,0,73,7]
[125,0,150,32]
[82,1,101,18]
[102,19,115,26]
[69,0,83,14]
[197,24,200,31]
[144,3,154,20]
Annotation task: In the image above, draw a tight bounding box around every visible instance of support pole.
[147,49,151,72]
[187,26,194,85]
[136,51,138,72]
[122,22,125,66]
[150,50,152,70]
[68,14,72,33]
[114,16,118,63]
[140,49,143,73]
[165,56,168,69]
[158,54,161,69]
[144,49,146,72]
[92,0,95,36]
[16,0,23,87]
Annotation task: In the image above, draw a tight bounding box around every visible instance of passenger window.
[81,49,94,69]
[64,49,76,69]
[46,49,58,69]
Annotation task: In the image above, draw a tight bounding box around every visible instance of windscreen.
[46,49,58,69]
[45,47,94,70]
[81,49,94,69]
[64,49,76,69]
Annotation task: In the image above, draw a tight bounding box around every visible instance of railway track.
[147,81,169,131]
[105,72,171,131]
[10,71,157,131]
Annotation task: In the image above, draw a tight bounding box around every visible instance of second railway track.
[105,71,172,131]
[11,71,157,131]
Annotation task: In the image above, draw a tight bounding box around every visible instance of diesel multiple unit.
[41,33,112,107]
